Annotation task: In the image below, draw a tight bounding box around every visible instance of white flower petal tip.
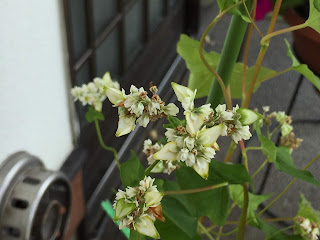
[198,124,224,147]
[193,162,209,180]
[113,198,136,221]
[171,82,196,110]
[163,103,179,116]
[135,215,160,239]
[185,112,204,137]
[236,108,263,126]
[106,87,125,105]
[116,115,136,137]
[153,142,178,161]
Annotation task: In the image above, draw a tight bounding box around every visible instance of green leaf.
[254,122,277,162]
[163,116,184,129]
[297,193,320,224]
[154,179,164,193]
[176,165,229,225]
[211,160,252,184]
[275,147,320,186]
[177,34,276,99]
[129,230,145,240]
[229,185,273,219]
[120,151,145,188]
[155,217,201,240]
[306,0,320,34]
[161,195,198,238]
[217,0,253,22]
[237,108,263,125]
[254,217,303,240]
[113,198,136,221]
[285,39,320,91]
[85,106,105,123]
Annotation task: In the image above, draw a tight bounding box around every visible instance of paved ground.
[196,1,320,239]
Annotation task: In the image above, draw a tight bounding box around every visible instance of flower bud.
[153,142,178,161]
[236,108,263,126]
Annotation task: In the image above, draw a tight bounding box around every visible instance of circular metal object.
[0,152,71,240]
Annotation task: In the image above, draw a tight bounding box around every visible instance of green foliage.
[217,0,253,22]
[237,108,263,126]
[211,159,252,184]
[275,147,320,186]
[176,165,229,225]
[129,230,145,240]
[163,116,185,129]
[120,151,145,188]
[285,39,320,91]
[85,106,104,123]
[297,193,320,224]
[157,180,200,239]
[254,122,277,162]
[306,0,320,34]
[229,184,273,219]
[254,217,303,240]
[177,34,276,99]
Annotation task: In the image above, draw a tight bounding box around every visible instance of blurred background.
[0,0,319,239]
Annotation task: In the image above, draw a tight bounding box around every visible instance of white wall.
[0,0,74,170]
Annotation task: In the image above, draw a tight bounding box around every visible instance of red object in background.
[256,0,273,20]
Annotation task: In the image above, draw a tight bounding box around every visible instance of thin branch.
[164,182,228,196]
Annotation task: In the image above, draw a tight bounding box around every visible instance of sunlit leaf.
[85,106,105,123]
[254,122,277,162]
[306,0,320,34]
[120,151,145,188]
[297,193,320,224]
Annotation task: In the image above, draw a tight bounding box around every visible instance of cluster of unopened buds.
[296,217,320,240]
[260,106,303,150]
[113,176,164,239]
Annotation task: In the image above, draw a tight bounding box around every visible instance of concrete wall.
[0,0,74,170]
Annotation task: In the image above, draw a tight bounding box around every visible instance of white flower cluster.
[143,139,178,175]
[106,84,179,137]
[152,83,259,179]
[261,107,293,137]
[113,176,164,239]
[214,104,252,143]
[71,72,119,111]
[297,217,319,240]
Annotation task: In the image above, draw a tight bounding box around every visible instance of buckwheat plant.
[71,0,320,239]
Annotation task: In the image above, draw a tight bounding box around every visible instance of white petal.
[281,123,293,137]
[153,142,178,161]
[186,112,204,137]
[116,115,136,137]
[145,191,163,207]
[171,82,196,110]
[198,124,224,147]
[134,215,160,239]
[163,103,179,116]
[193,161,209,180]
[107,88,125,105]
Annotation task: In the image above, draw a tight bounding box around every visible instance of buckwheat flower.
[185,111,204,137]
[311,227,319,240]
[215,104,233,121]
[281,123,293,137]
[171,82,196,111]
[116,115,136,137]
[137,114,150,127]
[276,111,287,123]
[300,219,312,233]
[113,176,164,239]
[163,103,179,116]
[262,106,270,112]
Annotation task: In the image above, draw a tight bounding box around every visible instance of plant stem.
[199,222,216,240]
[242,0,258,100]
[242,0,283,108]
[144,160,160,176]
[259,67,292,82]
[164,182,228,196]
[206,8,249,109]
[224,141,237,162]
[245,146,262,152]
[251,159,268,178]
[199,2,244,110]
[269,225,295,238]
[257,154,320,217]
[242,0,263,37]
[226,216,295,225]
[94,119,120,169]
[237,141,249,240]
[216,226,224,240]
[261,23,308,45]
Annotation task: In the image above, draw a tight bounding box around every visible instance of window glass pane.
[70,0,88,61]
[93,0,118,37]
[96,28,120,78]
[125,0,144,65]
[149,0,164,33]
